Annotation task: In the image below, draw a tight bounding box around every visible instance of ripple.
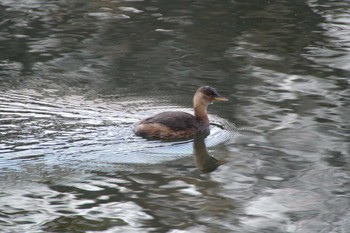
[307,1,350,71]
[0,89,236,172]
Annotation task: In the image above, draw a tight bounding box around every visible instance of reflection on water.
[1,0,350,232]
[193,133,224,173]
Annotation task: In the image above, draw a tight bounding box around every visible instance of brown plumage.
[134,86,228,140]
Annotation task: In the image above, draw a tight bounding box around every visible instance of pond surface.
[0,0,349,232]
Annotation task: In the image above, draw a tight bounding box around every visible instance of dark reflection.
[43,215,125,232]
[192,132,224,173]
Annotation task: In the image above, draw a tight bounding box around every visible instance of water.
[0,0,349,232]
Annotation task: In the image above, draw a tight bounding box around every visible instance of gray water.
[0,0,349,232]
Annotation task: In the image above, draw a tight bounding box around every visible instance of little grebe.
[134,86,228,140]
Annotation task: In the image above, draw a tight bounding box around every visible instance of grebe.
[134,86,228,140]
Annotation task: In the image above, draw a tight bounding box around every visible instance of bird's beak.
[213,96,229,101]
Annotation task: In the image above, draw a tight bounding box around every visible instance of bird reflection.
[192,132,224,173]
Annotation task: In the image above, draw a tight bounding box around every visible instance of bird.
[134,86,228,140]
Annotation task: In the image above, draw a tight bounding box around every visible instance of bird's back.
[139,111,199,131]
[134,111,209,139]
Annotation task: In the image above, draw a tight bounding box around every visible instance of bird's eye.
[209,89,218,97]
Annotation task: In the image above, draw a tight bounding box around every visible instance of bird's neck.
[193,94,209,126]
